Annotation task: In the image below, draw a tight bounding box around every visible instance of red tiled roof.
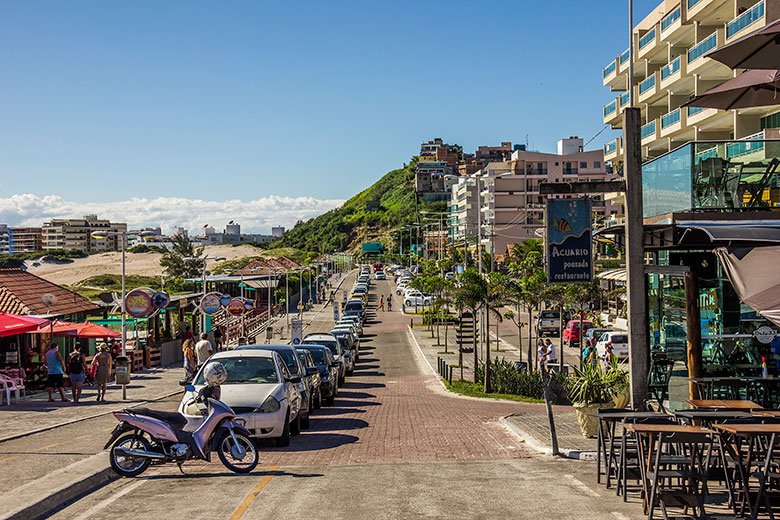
[0,269,99,316]
[234,256,302,275]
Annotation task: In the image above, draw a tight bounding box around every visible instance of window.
[594,161,601,168]
[761,111,780,130]
[580,162,587,168]
[555,162,559,166]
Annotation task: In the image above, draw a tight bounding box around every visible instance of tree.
[160,233,205,279]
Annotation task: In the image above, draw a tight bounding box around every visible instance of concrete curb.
[1,453,117,520]
[500,415,597,461]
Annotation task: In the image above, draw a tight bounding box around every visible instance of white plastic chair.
[0,374,24,405]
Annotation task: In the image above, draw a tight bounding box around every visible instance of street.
[3,275,641,519]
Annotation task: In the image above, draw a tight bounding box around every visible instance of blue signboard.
[546,198,592,284]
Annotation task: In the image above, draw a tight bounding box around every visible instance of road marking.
[72,478,147,520]
[563,474,600,497]
[229,466,280,520]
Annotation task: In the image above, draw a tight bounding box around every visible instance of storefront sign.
[290,318,303,345]
[226,298,247,316]
[200,293,223,315]
[151,291,170,309]
[754,326,776,344]
[545,198,592,284]
[219,294,232,307]
[243,299,255,311]
[125,289,154,318]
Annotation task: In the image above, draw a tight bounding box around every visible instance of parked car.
[562,319,594,347]
[236,344,313,429]
[338,314,363,335]
[343,300,366,320]
[584,328,611,349]
[297,344,339,405]
[535,309,561,337]
[375,271,386,280]
[404,291,432,308]
[296,349,322,409]
[178,349,301,447]
[595,331,629,359]
[444,272,456,281]
[329,329,357,373]
[303,333,346,384]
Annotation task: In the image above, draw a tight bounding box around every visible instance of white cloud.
[0,193,344,234]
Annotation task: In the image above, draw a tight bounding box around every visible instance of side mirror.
[307,367,318,376]
[287,376,302,384]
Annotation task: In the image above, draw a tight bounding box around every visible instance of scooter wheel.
[110,434,152,477]
[217,431,258,474]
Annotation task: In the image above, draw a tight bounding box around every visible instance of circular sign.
[219,294,232,307]
[243,300,255,311]
[754,326,776,344]
[226,298,247,316]
[151,291,170,309]
[200,293,223,315]
[125,289,154,318]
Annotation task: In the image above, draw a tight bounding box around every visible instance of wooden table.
[753,410,780,418]
[712,423,780,519]
[688,377,747,400]
[674,409,754,426]
[687,399,763,410]
[624,424,713,516]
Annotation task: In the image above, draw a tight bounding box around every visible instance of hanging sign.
[125,289,154,317]
[243,299,255,312]
[151,291,170,309]
[200,292,223,315]
[219,294,233,307]
[545,198,593,284]
[226,298,247,316]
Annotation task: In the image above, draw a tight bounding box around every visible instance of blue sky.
[0,0,657,231]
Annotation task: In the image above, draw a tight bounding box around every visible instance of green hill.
[271,162,445,253]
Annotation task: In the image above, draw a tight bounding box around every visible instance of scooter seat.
[130,407,188,428]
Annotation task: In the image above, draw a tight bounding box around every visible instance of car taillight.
[607,341,613,346]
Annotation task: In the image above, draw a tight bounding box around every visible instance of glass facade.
[642,139,780,218]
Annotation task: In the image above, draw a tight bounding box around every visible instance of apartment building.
[471,139,616,255]
[449,177,480,245]
[9,228,42,253]
[41,215,127,252]
[0,225,10,254]
[602,0,780,165]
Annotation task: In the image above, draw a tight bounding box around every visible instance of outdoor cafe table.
[674,409,754,426]
[624,423,714,516]
[712,423,780,519]
[688,377,747,400]
[590,411,668,487]
[688,399,763,410]
[753,410,780,418]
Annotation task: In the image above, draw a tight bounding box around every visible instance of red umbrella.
[683,69,780,110]
[64,322,120,339]
[708,18,780,70]
[29,320,80,335]
[0,313,48,338]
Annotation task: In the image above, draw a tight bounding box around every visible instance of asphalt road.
[49,274,642,520]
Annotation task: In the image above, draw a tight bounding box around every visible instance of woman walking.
[67,345,88,403]
[182,339,197,382]
[92,345,112,402]
[45,342,69,402]
[378,295,385,311]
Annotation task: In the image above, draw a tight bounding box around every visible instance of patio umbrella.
[0,313,48,337]
[29,320,80,335]
[683,69,780,110]
[716,246,780,328]
[708,18,780,70]
[64,322,121,338]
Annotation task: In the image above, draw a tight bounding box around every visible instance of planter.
[612,390,630,409]
[573,401,611,438]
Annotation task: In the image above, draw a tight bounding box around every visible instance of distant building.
[9,227,42,253]
[557,136,584,156]
[41,215,127,252]
[475,142,514,163]
[271,226,285,237]
[0,225,10,255]
[449,178,479,245]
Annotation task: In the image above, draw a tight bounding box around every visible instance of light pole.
[184,255,225,333]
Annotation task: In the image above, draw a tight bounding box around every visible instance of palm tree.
[453,269,485,384]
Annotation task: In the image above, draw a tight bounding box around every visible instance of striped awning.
[243,279,279,289]
[597,268,627,282]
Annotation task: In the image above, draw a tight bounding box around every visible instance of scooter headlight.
[254,395,281,413]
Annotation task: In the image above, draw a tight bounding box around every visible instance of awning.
[679,224,780,245]
[0,313,47,338]
[243,279,279,289]
[716,245,780,328]
[597,268,627,282]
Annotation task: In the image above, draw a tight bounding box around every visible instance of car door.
[279,356,301,420]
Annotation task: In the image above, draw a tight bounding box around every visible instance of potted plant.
[604,359,630,409]
[570,363,613,438]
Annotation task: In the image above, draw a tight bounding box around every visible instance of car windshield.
[540,311,559,318]
[272,349,299,374]
[612,335,628,343]
[303,339,338,356]
[195,357,278,385]
[344,302,363,312]
[302,348,327,364]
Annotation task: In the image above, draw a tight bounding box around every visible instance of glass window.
[642,144,692,218]
[580,162,587,168]
[594,161,601,168]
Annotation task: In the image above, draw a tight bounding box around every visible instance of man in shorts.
[45,342,69,402]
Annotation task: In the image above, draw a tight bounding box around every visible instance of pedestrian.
[387,293,392,311]
[603,343,615,367]
[45,342,69,402]
[182,338,197,382]
[195,332,213,369]
[213,326,223,351]
[92,345,112,402]
[536,338,547,373]
[182,324,193,342]
[67,344,88,403]
[545,338,558,371]
[378,295,385,311]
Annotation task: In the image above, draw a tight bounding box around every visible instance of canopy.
[684,69,780,110]
[708,18,780,70]
[679,224,780,245]
[0,313,47,338]
[715,246,780,328]
[596,268,627,282]
[30,320,120,338]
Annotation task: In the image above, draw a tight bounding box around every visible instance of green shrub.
[474,358,573,404]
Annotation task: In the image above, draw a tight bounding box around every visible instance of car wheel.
[290,414,301,435]
[324,393,335,406]
[301,411,310,429]
[314,390,321,409]
[276,410,291,447]
[405,300,412,306]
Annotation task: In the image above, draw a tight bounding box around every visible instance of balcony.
[687,105,717,125]
[687,31,717,64]
[604,137,622,161]
[660,107,685,137]
[660,5,683,40]
[638,26,663,61]
[618,48,631,73]
[726,1,764,41]
[642,137,780,218]
[638,72,659,103]
[660,56,685,91]
[641,119,658,144]
[603,98,618,123]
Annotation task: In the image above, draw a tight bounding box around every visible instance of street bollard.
[448,366,453,385]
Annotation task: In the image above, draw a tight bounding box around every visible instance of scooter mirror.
[185,384,196,392]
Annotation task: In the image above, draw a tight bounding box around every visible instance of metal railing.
[661,108,681,129]
[639,27,657,49]
[726,0,764,39]
[661,5,681,32]
[661,56,681,80]
[639,74,656,94]
[688,32,717,63]
[641,120,657,139]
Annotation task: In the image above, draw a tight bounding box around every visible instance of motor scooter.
[104,383,258,477]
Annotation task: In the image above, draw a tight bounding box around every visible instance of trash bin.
[115,355,130,385]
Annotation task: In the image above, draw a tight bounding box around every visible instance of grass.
[443,378,544,404]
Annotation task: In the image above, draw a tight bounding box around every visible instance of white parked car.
[178,350,302,447]
[338,315,363,335]
[375,271,386,280]
[403,291,432,307]
[595,332,629,359]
